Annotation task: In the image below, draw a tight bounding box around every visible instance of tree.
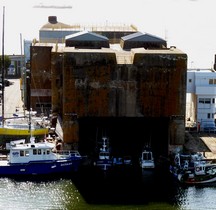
[0,55,11,73]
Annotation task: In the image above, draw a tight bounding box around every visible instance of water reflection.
[176,185,216,210]
[72,166,181,206]
[0,177,83,210]
[0,170,215,209]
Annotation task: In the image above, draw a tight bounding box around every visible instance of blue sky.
[0,0,216,69]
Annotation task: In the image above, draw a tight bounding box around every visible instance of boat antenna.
[1,6,5,126]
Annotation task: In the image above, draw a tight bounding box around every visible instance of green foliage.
[0,55,11,70]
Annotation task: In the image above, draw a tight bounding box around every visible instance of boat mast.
[29,108,32,138]
[20,33,25,116]
[1,6,5,126]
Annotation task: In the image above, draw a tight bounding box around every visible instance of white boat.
[0,105,82,176]
[95,136,112,171]
[140,149,155,169]
[0,10,49,137]
[0,119,48,136]
[177,162,216,184]
[170,152,216,185]
[0,136,82,176]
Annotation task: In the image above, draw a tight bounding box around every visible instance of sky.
[0,0,216,69]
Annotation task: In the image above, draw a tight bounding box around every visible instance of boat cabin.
[142,151,153,161]
[194,164,206,175]
[99,151,110,160]
[140,150,155,169]
[195,164,216,176]
[98,136,110,160]
[9,138,57,164]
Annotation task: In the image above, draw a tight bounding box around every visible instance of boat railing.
[54,150,81,159]
[0,154,7,160]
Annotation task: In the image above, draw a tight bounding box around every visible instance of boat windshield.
[142,152,153,160]
[100,152,109,156]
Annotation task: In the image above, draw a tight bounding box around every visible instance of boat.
[0,109,49,136]
[0,109,82,176]
[140,149,155,169]
[0,10,48,137]
[0,119,49,136]
[177,162,216,184]
[170,152,216,184]
[113,156,132,166]
[0,136,82,176]
[94,136,112,171]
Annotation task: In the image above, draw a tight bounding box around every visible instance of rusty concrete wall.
[62,52,116,142]
[31,45,187,151]
[51,53,63,116]
[134,53,187,146]
[30,46,52,113]
[169,115,185,145]
[60,50,187,144]
[133,53,187,117]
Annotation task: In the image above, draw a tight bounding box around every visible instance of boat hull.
[95,159,112,171]
[170,152,216,185]
[141,161,155,169]
[0,159,81,176]
[0,127,48,136]
[178,173,216,184]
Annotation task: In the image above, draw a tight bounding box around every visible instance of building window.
[189,79,192,83]
[199,98,211,104]
[209,79,216,84]
[213,98,215,104]
[208,113,211,118]
[198,98,211,109]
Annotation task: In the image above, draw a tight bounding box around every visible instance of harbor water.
[0,167,216,210]
[1,79,215,209]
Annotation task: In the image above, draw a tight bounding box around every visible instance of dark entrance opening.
[78,117,169,163]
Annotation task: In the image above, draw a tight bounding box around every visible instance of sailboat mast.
[20,33,25,116]
[29,108,32,138]
[1,6,5,125]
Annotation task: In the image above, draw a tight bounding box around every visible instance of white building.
[187,68,216,128]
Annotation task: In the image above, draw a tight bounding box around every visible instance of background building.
[186,68,216,130]
[7,54,24,78]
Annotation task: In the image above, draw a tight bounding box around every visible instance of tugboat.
[94,136,112,171]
